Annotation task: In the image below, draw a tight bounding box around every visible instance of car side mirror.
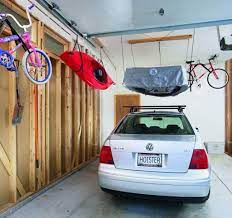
[195,127,199,132]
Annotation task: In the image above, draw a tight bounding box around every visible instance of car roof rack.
[124,105,186,113]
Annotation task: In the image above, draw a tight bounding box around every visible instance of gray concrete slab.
[5,154,232,218]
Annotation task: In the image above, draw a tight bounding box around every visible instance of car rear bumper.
[98,164,210,198]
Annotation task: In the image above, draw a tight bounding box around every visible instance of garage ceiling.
[41,0,232,37]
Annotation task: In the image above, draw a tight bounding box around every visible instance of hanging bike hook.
[73,35,79,52]
[158,41,162,66]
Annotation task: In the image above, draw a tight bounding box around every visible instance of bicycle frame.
[0,4,52,85]
[0,32,42,67]
[188,59,219,81]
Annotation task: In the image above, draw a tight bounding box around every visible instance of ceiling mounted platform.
[38,0,232,38]
[128,34,192,45]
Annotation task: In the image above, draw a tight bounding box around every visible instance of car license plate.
[137,153,162,167]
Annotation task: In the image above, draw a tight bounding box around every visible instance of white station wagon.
[98,106,211,202]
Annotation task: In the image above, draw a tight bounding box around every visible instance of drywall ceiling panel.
[46,0,232,36]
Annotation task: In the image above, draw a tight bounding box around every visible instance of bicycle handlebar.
[0,4,34,31]
[186,55,218,64]
[209,54,218,61]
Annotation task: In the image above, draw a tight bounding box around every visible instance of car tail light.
[189,149,208,169]
[99,146,114,164]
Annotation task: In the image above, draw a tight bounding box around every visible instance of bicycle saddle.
[186,60,194,64]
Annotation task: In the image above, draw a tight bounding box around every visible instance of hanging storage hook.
[190,28,196,61]
[121,35,125,72]
[185,38,190,68]
[73,35,79,52]
[130,44,136,67]
[158,41,162,66]
[99,46,104,66]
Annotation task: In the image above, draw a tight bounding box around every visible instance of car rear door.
[110,134,196,173]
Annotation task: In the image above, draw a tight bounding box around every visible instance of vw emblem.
[146,143,154,151]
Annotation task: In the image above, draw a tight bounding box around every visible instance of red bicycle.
[186,55,229,89]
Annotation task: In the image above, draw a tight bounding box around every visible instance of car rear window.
[115,114,194,135]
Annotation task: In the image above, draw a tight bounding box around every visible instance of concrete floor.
[5,154,232,218]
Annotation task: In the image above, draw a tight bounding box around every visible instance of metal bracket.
[49,2,60,10]
[124,105,186,113]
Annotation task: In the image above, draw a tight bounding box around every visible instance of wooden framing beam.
[93,90,99,157]
[92,90,96,158]
[40,22,47,187]
[36,21,45,189]
[72,75,81,168]
[86,87,91,160]
[41,85,46,187]
[72,125,82,168]
[16,178,26,196]
[81,82,86,163]
[28,14,40,193]
[225,59,232,156]
[0,142,26,197]
[96,91,101,154]
[55,61,62,177]
[8,41,17,203]
[64,66,72,172]
[0,142,12,176]
[128,34,192,44]
[45,82,50,184]
[29,84,36,192]
[85,85,89,161]
[90,88,94,158]
[37,84,42,190]
[43,20,49,183]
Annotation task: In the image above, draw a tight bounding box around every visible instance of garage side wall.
[0,0,101,211]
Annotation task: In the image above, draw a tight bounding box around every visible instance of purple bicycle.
[0,4,52,85]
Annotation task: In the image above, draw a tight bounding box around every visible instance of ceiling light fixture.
[159,8,165,16]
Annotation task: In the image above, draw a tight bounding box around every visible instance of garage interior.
[0,0,232,217]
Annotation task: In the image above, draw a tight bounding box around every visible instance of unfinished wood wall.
[0,1,100,211]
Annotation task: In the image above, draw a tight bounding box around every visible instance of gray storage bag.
[123,65,189,97]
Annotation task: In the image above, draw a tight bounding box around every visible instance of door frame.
[114,94,140,126]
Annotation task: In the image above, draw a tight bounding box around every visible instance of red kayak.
[60,51,115,90]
